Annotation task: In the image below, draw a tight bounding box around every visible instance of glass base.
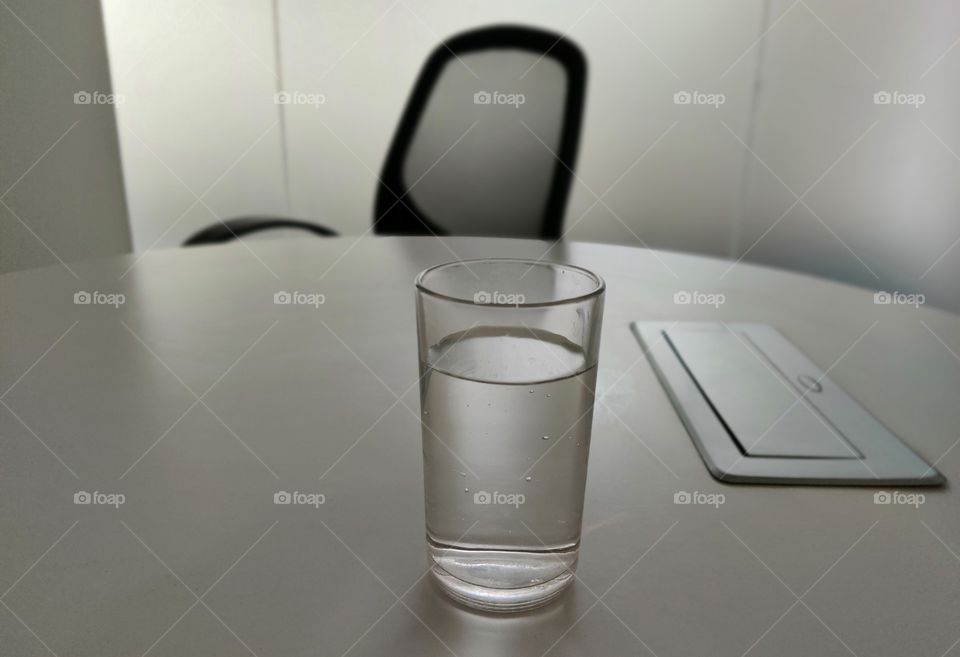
[428,543,577,613]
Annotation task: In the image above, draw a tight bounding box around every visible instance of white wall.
[100,0,960,312]
[0,0,130,274]
[742,0,960,312]
[101,0,288,252]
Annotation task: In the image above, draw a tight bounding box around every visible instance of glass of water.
[415,258,605,612]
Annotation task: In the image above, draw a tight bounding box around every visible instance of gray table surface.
[2,236,959,657]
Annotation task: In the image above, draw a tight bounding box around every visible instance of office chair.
[184,25,586,247]
[375,25,587,240]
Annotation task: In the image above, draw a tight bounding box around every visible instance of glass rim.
[415,258,605,308]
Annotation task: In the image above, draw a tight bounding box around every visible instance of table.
[2,236,959,657]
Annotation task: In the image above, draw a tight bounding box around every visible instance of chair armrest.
[183,216,337,246]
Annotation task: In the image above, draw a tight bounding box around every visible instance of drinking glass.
[415,258,605,612]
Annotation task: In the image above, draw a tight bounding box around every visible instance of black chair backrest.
[375,25,587,240]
